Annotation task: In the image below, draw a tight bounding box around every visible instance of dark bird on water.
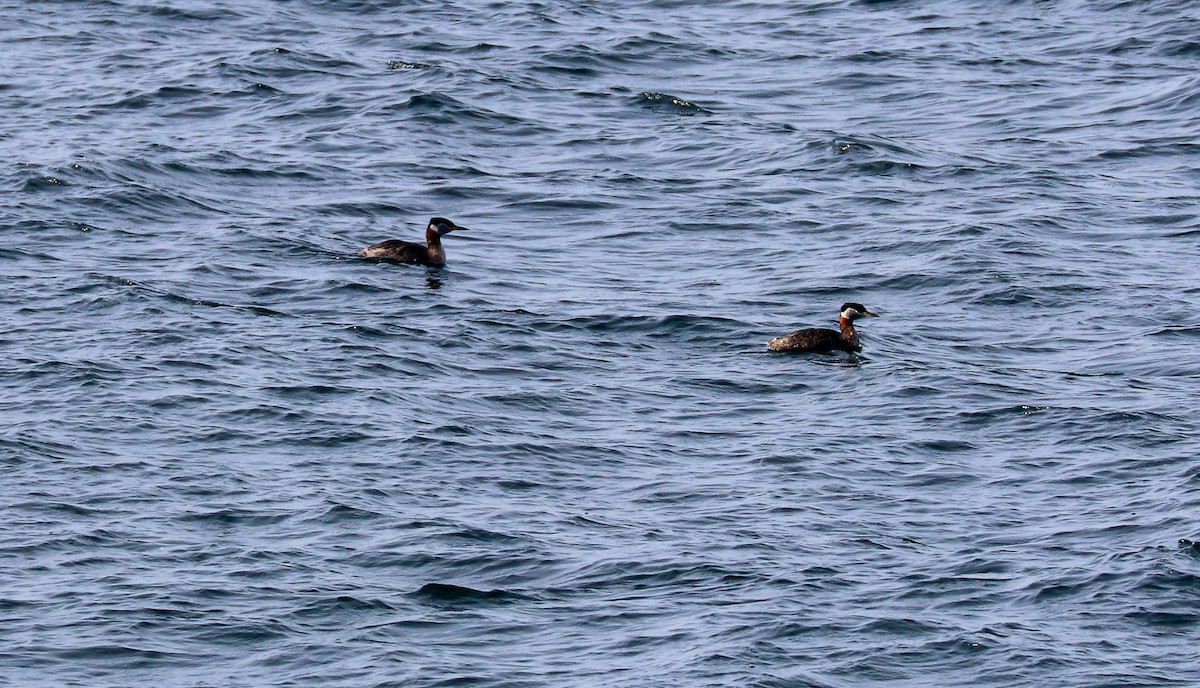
[767,302,879,353]
[360,217,470,267]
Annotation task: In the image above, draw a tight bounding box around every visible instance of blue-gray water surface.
[3,1,1200,686]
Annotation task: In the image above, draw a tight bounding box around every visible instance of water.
[3,1,1200,685]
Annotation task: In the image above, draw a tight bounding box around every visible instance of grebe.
[767,302,879,353]
[360,217,470,267]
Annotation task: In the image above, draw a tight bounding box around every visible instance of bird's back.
[767,327,850,353]
[360,239,430,263]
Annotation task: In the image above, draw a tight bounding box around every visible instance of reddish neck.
[425,226,442,248]
[839,316,861,347]
[840,316,859,348]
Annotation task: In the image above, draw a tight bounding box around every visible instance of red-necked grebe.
[360,217,470,267]
[767,302,879,353]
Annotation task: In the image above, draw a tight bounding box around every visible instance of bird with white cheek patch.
[360,217,471,267]
[768,302,880,353]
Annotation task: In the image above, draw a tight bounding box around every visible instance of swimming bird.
[767,302,879,353]
[360,217,470,267]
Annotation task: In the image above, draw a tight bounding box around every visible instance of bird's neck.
[425,227,445,262]
[839,316,859,344]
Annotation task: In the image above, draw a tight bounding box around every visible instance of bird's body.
[768,303,879,353]
[360,238,443,264]
[360,217,469,267]
[767,326,859,354]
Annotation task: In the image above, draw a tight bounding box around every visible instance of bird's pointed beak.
[862,310,879,317]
